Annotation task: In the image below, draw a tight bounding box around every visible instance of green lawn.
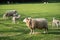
[0,3,60,40]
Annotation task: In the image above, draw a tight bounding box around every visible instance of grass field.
[0,3,60,40]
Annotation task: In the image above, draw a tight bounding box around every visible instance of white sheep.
[23,17,48,34]
[12,14,21,24]
[52,17,60,28]
[3,10,17,19]
[3,10,21,24]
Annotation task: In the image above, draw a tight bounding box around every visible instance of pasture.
[0,3,60,40]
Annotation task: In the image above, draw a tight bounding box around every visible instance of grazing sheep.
[52,17,60,28]
[3,10,21,24]
[3,10,17,19]
[23,17,48,34]
[12,14,21,24]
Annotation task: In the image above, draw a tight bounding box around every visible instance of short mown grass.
[0,3,60,40]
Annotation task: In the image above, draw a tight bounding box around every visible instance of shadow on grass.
[0,37,14,40]
[0,24,30,35]
[0,29,30,40]
[0,21,30,34]
[0,29,60,40]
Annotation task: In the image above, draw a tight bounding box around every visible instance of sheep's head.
[23,17,31,23]
[23,17,32,27]
[16,15,21,19]
[23,18,29,23]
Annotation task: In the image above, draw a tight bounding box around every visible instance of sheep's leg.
[43,31,46,33]
[43,28,48,34]
[52,23,53,28]
[30,29,34,34]
[12,17,16,24]
[3,16,8,19]
[43,30,48,34]
[30,29,33,34]
[56,23,59,29]
[32,29,34,34]
[52,22,55,28]
[3,14,6,19]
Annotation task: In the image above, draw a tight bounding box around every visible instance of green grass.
[0,3,60,40]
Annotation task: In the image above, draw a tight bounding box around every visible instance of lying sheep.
[3,10,17,19]
[23,17,48,34]
[52,17,60,28]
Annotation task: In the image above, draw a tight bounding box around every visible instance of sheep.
[3,10,21,24]
[52,17,60,28]
[12,14,21,24]
[3,10,17,19]
[23,17,48,34]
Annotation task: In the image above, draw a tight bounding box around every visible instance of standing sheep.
[52,17,60,28]
[23,17,48,34]
[12,14,21,24]
[3,10,17,19]
[3,10,21,24]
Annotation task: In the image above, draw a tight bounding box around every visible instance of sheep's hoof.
[32,32,35,34]
[29,32,32,35]
[43,31,48,34]
[29,32,41,35]
[29,32,35,35]
[34,32,40,34]
[43,31,46,34]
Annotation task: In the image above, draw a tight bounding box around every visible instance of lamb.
[23,17,48,34]
[12,14,21,24]
[52,17,60,28]
[3,10,17,19]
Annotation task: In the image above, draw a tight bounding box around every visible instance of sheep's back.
[31,18,48,29]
